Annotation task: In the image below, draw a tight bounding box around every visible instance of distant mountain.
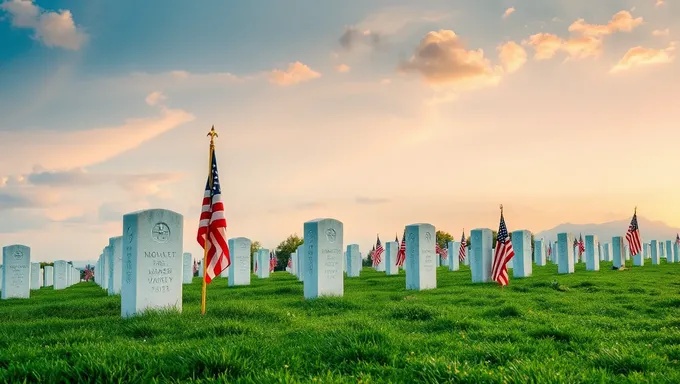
[534,217,679,244]
[71,260,97,270]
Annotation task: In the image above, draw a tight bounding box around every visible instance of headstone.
[182,253,193,284]
[257,249,270,278]
[534,239,546,266]
[30,262,41,290]
[511,230,532,278]
[674,242,680,265]
[650,240,659,264]
[290,252,297,275]
[585,235,600,271]
[101,246,109,290]
[44,265,53,287]
[633,245,644,266]
[220,262,230,278]
[448,241,460,271]
[0,266,2,290]
[2,245,31,299]
[612,236,625,268]
[660,242,666,259]
[405,223,437,290]
[552,241,558,263]
[198,261,204,278]
[303,218,344,299]
[464,247,471,266]
[598,242,604,261]
[346,244,361,277]
[557,233,574,274]
[470,228,493,283]
[435,252,441,268]
[603,243,611,262]
[108,236,123,295]
[384,241,399,275]
[121,209,183,318]
[624,245,630,261]
[228,237,251,286]
[53,260,68,290]
[666,240,674,263]
[375,242,386,272]
[67,266,72,286]
[296,244,305,281]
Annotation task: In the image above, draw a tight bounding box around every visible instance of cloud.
[652,29,670,37]
[355,197,391,205]
[145,91,167,106]
[503,7,515,19]
[98,200,150,222]
[0,103,195,175]
[0,190,34,210]
[568,11,643,36]
[398,30,502,87]
[339,27,382,50]
[26,167,105,186]
[335,63,351,73]
[294,201,326,211]
[268,62,321,86]
[116,173,183,198]
[0,0,87,50]
[610,42,676,73]
[0,208,50,233]
[656,0,664,7]
[497,41,527,73]
[524,33,602,60]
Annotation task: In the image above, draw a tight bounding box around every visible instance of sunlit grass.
[1,261,680,383]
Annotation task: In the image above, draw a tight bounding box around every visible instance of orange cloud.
[652,29,670,37]
[524,33,565,60]
[398,30,502,86]
[335,63,351,73]
[0,105,194,175]
[568,11,642,36]
[502,7,516,19]
[656,0,664,7]
[497,41,527,73]
[268,62,321,86]
[145,91,167,106]
[610,42,676,73]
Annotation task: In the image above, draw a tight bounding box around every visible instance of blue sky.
[0,0,678,263]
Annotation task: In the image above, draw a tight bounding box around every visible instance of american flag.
[458,231,467,262]
[675,233,679,247]
[396,229,406,267]
[547,242,552,257]
[373,235,384,267]
[491,207,515,286]
[625,208,642,257]
[83,267,94,281]
[269,251,277,272]
[287,256,293,269]
[578,234,585,257]
[436,243,447,260]
[196,148,230,284]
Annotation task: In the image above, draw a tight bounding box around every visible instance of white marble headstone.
[109,236,123,295]
[384,241,399,275]
[53,260,68,290]
[666,240,674,263]
[405,223,437,290]
[346,244,361,278]
[121,209,183,318]
[650,240,660,265]
[256,249,270,278]
[303,218,344,299]
[30,262,41,290]
[228,237,251,286]
[44,265,53,287]
[182,253,193,284]
[511,230,531,278]
[464,247,471,266]
[612,237,625,268]
[534,239,546,266]
[2,245,31,299]
[585,235,600,271]
[448,241,460,272]
[470,229,492,283]
[296,244,305,281]
[557,233,574,274]
[633,246,645,266]
[290,252,297,275]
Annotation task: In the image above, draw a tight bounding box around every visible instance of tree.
[273,234,304,271]
[250,240,261,270]
[436,230,453,249]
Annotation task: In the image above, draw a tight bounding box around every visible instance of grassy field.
[1,261,680,383]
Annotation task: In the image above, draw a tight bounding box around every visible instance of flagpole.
[201,125,218,315]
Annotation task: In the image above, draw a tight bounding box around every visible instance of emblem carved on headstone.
[12,250,23,260]
[126,226,133,243]
[425,232,432,242]
[151,222,171,243]
[326,228,337,243]
[408,232,416,242]
[240,242,247,248]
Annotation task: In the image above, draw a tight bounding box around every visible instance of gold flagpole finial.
[500,204,503,213]
[634,206,637,214]
[207,125,218,145]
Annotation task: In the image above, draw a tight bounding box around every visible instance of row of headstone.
[1,244,81,299]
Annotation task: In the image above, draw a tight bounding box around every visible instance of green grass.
[2,261,680,383]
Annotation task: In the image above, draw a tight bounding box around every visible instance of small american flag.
[547,242,552,257]
[396,229,406,267]
[269,251,277,272]
[458,231,467,262]
[625,208,642,257]
[287,257,293,268]
[436,243,447,260]
[491,207,515,286]
[196,148,230,284]
[83,267,94,281]
[578,234,585,257]
[373,235,384,267]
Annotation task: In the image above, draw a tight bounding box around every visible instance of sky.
[0,0,678,263]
